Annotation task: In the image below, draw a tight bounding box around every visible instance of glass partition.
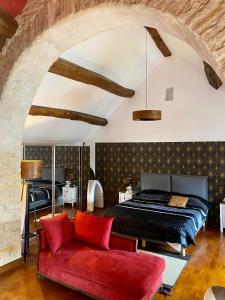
[55,146,81,216]
[23,144,90,233]
[23,145,53,234]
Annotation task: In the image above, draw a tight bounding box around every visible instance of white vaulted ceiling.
[23,24,224,145]
[22,25,164,144]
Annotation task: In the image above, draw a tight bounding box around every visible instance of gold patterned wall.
[24,145,52,167]
[96,142,225,225]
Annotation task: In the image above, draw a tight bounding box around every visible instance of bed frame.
[140,173,208,256]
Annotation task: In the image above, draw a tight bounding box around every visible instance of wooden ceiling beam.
[49,58,135,98]
[0,7,18,51]
[29,105,108,126]
[203,61,222,90]
[145,27,171,57]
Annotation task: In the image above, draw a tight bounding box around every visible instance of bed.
[28,167,65,212]
[103,173,209,255]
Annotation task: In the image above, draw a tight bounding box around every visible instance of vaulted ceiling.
[23,25,167,144]
[22,24,218,144]
[0,2,222,145]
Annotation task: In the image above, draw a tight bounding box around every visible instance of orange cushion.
[168,195,188,208]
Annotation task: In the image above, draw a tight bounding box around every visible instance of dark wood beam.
[29,105,108,126]
[49,58,135,98]
[145,27,171,57]
[203,61,222,90]
[0,7,18,51]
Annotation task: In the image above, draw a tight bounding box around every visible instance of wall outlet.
[165,87,174,101]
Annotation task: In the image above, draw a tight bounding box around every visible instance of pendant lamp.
[133,29,161,121]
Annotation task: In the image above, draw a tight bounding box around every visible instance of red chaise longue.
[37,211,165,300]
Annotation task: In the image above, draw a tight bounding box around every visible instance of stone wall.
[1,0,225,265]
[0,152,21,266]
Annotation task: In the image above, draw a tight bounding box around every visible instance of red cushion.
[74,211,113,250]
[40,212,73,253]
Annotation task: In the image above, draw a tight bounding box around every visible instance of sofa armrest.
[109,232,137,252]
[37,228,49,252]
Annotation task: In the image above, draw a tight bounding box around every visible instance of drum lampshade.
[133,110,161,121]
[21,160,42,180]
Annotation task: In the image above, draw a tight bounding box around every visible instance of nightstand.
[118,192,133,203]
[220,202,225,232]
[62,186,78,207]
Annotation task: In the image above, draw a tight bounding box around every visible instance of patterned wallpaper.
[24,145,52,167]
[24,145,90,208]
[95,142,225,225]
[55,146,80,183]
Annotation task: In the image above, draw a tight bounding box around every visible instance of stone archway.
[1,0,225,266]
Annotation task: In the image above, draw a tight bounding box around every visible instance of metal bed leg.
[142,240,146,248]
[33,208,37,225]
[203,222,206,231]
[181,247,186,257]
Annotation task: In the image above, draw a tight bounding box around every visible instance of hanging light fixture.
[133,30,161,121]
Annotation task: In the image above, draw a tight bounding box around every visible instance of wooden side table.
[220,202,225,232]
[62,186,78,207]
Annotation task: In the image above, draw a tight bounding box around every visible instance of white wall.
[86,33,225,169]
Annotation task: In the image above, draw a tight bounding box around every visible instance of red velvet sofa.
[37,219,165,300]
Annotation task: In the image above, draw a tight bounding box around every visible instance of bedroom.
[1,1,225,300]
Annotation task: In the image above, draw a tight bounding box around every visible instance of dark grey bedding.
[103,190,209,247]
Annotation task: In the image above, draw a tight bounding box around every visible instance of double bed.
[103,173,209,255]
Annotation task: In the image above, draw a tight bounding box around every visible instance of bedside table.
[118,192,133,203]
[62,186,78,207]
[220,202,225,232]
